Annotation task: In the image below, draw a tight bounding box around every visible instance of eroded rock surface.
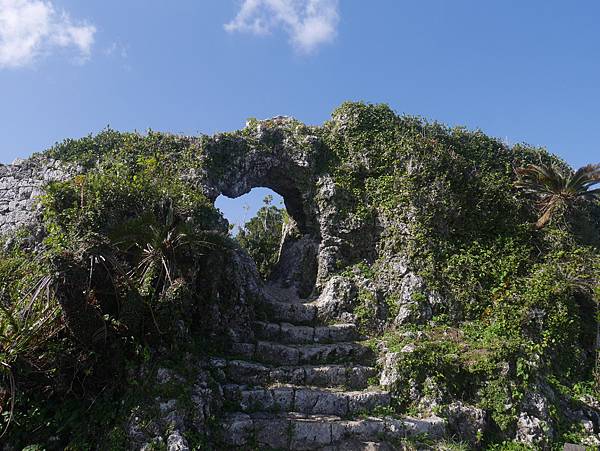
[0,157,77,234]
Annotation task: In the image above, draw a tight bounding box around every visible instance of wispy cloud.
[0,0,96,68]
[225,0,339,54]
[104,41,128,59]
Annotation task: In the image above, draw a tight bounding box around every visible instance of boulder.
[446,402,487,447]
[314,275,358,323]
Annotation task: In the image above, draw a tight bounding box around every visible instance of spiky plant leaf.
[515,162,600,229]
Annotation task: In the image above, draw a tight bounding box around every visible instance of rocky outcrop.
[313,174,383,287]
[313,276,358,324]
[198,249,261,345]
[2,109,599,449]
[200,117,322,236]
[270,219,319,299]
[514,383,557,448]
[446,402,487,447]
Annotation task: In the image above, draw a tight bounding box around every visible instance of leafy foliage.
[236,195,286,279]
[0,248,63,438]
[0,131,230,448]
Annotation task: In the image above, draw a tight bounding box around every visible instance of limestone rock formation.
[1,103,599,449]
[0,156,77,234]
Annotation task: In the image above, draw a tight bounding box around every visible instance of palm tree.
[515,162,600,229]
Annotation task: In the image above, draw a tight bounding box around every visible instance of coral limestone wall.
[0,157,76,234]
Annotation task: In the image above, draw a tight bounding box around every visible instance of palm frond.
[0,275,63,435]
[515,161,600,228]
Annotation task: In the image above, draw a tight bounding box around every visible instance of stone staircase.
[217,288,445,450]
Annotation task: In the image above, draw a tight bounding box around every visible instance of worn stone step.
[262,300,318,325]
[230,341,374,366]
[219,411,446,450]
[223,384,391,417]
[254,321,360,344]
[318,440,396,451]
[222,359,376,389]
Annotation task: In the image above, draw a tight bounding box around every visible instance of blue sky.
[1,0,599,228]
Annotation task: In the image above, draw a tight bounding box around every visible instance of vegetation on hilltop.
[322,102,600,447]
[1,142,231,449]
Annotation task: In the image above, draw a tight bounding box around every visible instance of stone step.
[262,300,318,325]
[320,440,396,451]
[254,321,360,344]
[230,341,374,366]
[219,411,446,450]
[222,359,376,390]
[223,384,391,417]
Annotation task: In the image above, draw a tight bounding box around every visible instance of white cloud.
[225,0,339,54]
[0,0,96,68]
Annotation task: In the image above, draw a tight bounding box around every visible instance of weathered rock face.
[514,383,557,448]
[126,362,223,451]
[270,234,319,297]
[200,117,322,236]
[446,402,487,447]
[198,248,261,344]
[314,275,358,324]
[313,174,383,286]
[0,156,77,234]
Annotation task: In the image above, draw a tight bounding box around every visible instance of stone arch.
[217,170,310,235]
[199,117,321,236]
[198,117,323,297]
